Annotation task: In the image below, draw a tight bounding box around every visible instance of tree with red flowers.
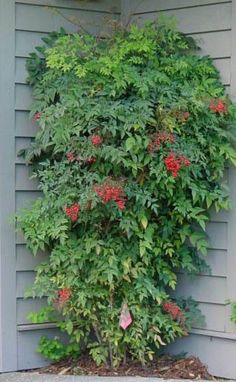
[17,21,236,367]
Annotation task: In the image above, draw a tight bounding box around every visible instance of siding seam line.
[133,1,232,15]
[15,2,120,15]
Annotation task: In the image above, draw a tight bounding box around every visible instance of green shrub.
[37,336,80,362]
[17,20,236,367]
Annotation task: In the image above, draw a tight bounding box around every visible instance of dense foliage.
[18,21,236,366]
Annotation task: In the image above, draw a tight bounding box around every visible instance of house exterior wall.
[1,0,236,377]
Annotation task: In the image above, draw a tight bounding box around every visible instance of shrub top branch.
[18,21,236,366]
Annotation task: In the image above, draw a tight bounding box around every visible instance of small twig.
[92,322,102,345]
[123,347,127,366]
[123,0,145,29]
[49,7,91,35]
[108,342,113,368]
[108,291,114,367]
[92,322,109,368]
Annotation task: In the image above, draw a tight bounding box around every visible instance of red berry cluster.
[162,301,185,322]
[57,288,71,305]
[164,152,190,177]
[94,183,126,210]
[34,112,41,121]
[64,203,80,222]
[180,155,191,167]
[66,152,96,165]
[148,131,175,153]
[85,156,96,164]
[182,111,190,121]
[91,134,103,146]
[176,111,190,122]
[66,152,77,162]
[209,99,227,114]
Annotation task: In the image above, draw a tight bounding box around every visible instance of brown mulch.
[34,354,214,379]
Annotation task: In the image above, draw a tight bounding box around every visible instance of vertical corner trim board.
[0,0,17,372]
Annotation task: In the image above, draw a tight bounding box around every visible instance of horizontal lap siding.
[16,245,48,271]
[17,298,48,325]
[16,3,119,35]
[16,111,36,137]
[15,0,119,12]
[190,31,231,58]
[17,328,65,370]
[133,3,231,33]
[14,0,120,370]
[173,275,226,304]
[16,31,49,57]
[16,165,38,191]
[129,0,230,13]
[132,3,232,61]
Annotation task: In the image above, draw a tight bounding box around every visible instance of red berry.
[34,112,41,121]
[164,153,190,177]
[64,203,80,222]
[164,153,181,177]
[182,111,190,120]
[66,152,76,162]
[86,156,96,164]
[116,199,125,210]
[91,134,103,146]
[148,142,155,153]
[162,301,184,322]
[57,288,71,305]
[148,132,175,153]
[58,288,71,300]
[176,111,190,122]
[94,183,126,210]
[180,156,191,167]
[209,99,227,114]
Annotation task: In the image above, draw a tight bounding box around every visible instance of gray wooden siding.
[13,0,120,371]
[124,0,236,378]
[0,0,17,372]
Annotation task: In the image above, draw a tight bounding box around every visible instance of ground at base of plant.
[31,354,213,380]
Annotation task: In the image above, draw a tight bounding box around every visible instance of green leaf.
[140,215,148,230]
[125,137,136,152]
